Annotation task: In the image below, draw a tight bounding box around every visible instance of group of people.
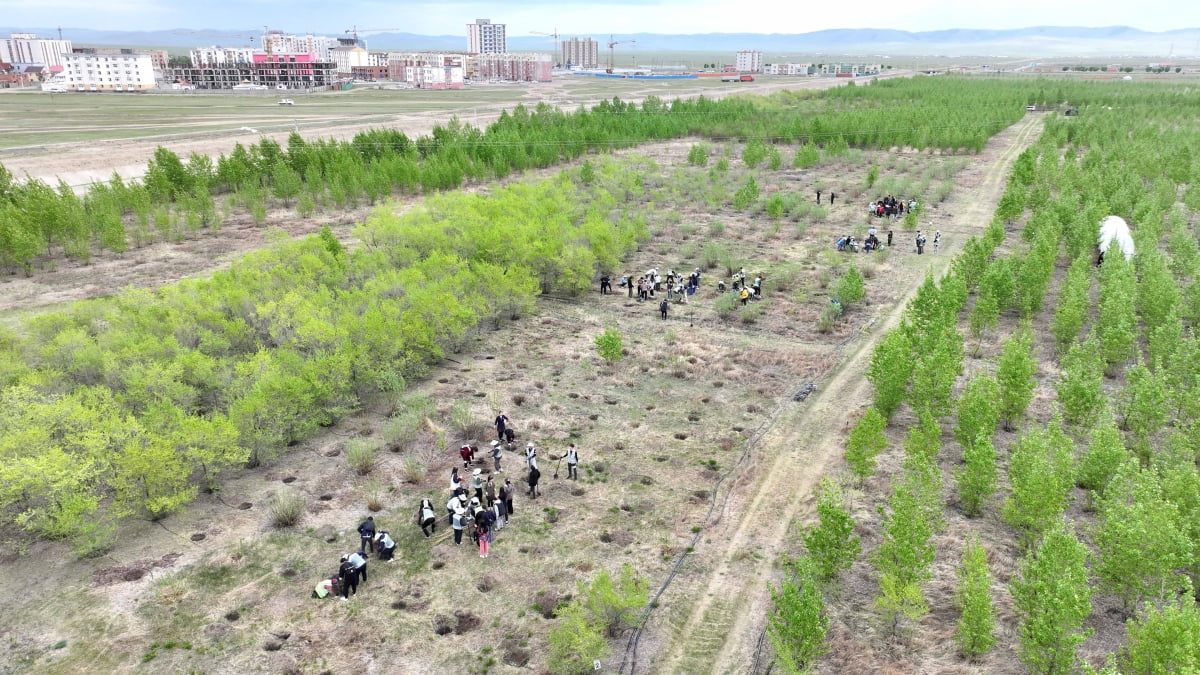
[837,227,890,253]
[868,195,917,219]
[314,515,398,600]
[618,267,701,304]
[914,229,940,255]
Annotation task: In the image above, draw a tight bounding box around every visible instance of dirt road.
[641,113,1044,674]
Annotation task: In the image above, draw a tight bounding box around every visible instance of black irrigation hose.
[617,377,816,674]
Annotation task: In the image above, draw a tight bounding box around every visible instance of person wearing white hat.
[490,439,504,472]
[525,442,538,470]
[472,468,484,501]
[451,506,467,546]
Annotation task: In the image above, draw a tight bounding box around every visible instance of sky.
[0,0,1196,35]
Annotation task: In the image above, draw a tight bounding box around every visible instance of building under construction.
[168,53,338,90]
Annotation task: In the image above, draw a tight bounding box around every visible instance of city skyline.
[0,0,1196,36]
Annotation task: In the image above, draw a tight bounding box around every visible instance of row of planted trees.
[767,79,1200,674]
[0,162,646,554]
[1,75,1066,273]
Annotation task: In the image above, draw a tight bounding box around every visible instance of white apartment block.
[404,65,464,89]
[190,46,256,67]
[764,63,814,76]
[367,52,389,68]
[1,33,73,68]
[261,32,339,61]
[735,50,763,73]
[63,51,156,91]
[561,37,598,69]
[467,19,506,55]
[331,45,369,75]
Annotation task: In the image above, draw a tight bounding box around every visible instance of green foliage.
[1136,249,1179,333]
[792,143,820,169]
[578,160,596,184]
[955,535,997,659]
[954,374,1000,448]
[957,436,997,518]
[1055,336,1106,428]
[834,265,866,306]
[268,490,305,527]
[1051,256,1092,350]
[1011,521,1094,675]
[1076,410,1130,496]
[1114,360,1169,456]
[1002,418,1076,547]
[1093,463,1193,611]
[595,327,624,363]
[996,325,1037,431]
[865,164,879,188]
[686,143,709,166]
[1122,580,1200,675]
[873,469,936,635]
[816,300,842,333]
[1097,253,1138,375]
[767,556,829,674]
[844,406,888,484]
[547,601,609,675]
[802,479,860,581]
[742,139,769,168]
[345,439,379,475]
[549,562,648,673]
[866,329,913,420]
[732,176,760,210]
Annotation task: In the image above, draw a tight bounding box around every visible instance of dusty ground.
[0,86,1062,675]
[1,73,904,192]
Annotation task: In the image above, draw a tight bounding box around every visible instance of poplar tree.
[1011,520,1093,675]
[996,324,1037,431]
[955,535,997,659]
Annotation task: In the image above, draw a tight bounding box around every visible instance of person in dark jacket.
[494,412,509,442]
[337,555,358,600]
[418,498,437,537]
[503,478,515,517]
[357,516,376,553]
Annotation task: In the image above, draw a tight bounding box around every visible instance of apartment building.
[62,49,156,91]
[331,45,369,76]
[190,46,256,67]
[387,53,465,82]
[260,31,340,61]
[735,50,763,73]
[467,19,506,55]
[561,37,598,69]
[764,63,814,76]
[1,32,73,69]
[169,52,337,90]
[471,53,551,82]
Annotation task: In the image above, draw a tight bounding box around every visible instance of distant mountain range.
[3,25,1197,57]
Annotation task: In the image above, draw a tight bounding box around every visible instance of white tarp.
[1098,215,1135,260]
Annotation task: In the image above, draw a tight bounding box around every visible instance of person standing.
[485,474,497,507]
[451,507,467,545]
[490,439,504,472]
[933,230,941,251]
[503,478,516,516]
[564,443,580,481]
[471,468,484,501]
[887,229,893,247]
[600,275,611,295]
[627,272,634,298]
[829,192,837,206]
[916,232,926,255]
[357,516,376,554]
[477,520,491,558]
[418,498,437,537]
[525,442,538,470]
[527,465,541,499]
[659,298,669,320]
[740,287,750,306]
[494,411,509,442]
[816,189,822,204]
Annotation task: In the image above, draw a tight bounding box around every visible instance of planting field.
[3,76,1200,675]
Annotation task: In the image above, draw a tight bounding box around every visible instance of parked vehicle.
[278,98,295,105]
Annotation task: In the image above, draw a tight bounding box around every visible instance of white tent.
[1098,215,1135,261]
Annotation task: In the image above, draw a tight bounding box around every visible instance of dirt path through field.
[644,113,1044,674]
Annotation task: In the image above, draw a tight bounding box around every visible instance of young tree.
[1051,256,1092,351]
[957,436,997,518]
[996,324,1037,431]
[767,556,829,675]
[1055,336,1105,428]
[595,326,624,363]
[802,479,860,581]
[271,161,303,207]
[955,535,997,659]
[1092,463,1193,612]
[1075,409,1130,498]
[1096,253,1137,375]
[1001,419,1075,547]
[866,329,913,420]
[1113,360,1169,459]
[873,478,936,635]
[908,321,965,418]
[1010,520,1094,675]
[1136,249,1180,333]
[732,175,760,210]
[844,406,888,484]
[954,373,1000,448]
[687,143,709,166]
[1121,582,1200,675]
[834,264,866,307]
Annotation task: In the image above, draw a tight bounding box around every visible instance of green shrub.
[816,301,842,333]
[595,327,624,363]
[268,490,305,527]
[346,439,379,475]
[715,293,740,320]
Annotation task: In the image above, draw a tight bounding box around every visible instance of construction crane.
[345,26,401,45]
[607,35,635,73]
[530,29,560,65]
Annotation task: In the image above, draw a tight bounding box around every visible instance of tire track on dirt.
[643,113,1043,675]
